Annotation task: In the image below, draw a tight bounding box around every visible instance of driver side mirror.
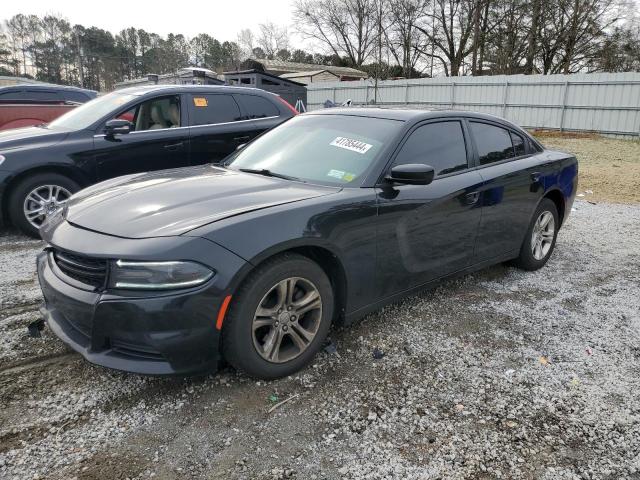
[104,119,132,137]
[386,164,435,185]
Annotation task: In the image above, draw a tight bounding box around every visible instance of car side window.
[511,131,526,156]
[234,94,279,119]
[64,91,91,103]
[110,95,181,132]
[393,121,468,177]
[470,122,516,165]
[24,90,62,102]
[0,90,24,102]
[190,94,241,125]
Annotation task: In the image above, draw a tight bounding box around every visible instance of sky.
[3,0,304,45]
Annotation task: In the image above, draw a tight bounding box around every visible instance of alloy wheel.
[531,210,555,260]
[252,277,323,363]
[23,184,71,230]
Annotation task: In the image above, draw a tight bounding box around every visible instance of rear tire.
[222,253,334,379]
[513,198,559,271]
[8,173,80,238]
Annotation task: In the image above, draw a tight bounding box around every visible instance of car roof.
[114,84,276,97]
[0,84,96,94]
[306,107,527,130]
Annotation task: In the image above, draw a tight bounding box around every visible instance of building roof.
[280,70,339,79]
[222,69,306,87]
[252,59,368,78]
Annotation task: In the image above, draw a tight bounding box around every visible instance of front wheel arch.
[2,165,90,224]
[221,251,335,379]
[220,243,348,338]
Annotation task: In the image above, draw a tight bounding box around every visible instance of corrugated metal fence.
[305,72,640,138]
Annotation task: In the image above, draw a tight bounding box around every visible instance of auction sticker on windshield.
[330,137,373,154]
[327,169,356,182]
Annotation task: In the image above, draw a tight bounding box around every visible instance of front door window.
[112,96,181,132]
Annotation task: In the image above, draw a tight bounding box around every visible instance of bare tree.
[483,0,530,74]
[385,0,429,77]
[236,28,255,60]
[413,0,481,76]
[294,0,378,66]
[257,22,289,59]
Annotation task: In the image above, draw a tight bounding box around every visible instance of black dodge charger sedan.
[0,84,296,236]
[37,108,578,378]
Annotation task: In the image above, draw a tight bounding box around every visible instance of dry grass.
[533,133,640,204]
[529,129,600,140]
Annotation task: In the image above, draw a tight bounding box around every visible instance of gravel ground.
[0,200,639,480]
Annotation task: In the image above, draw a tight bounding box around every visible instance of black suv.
[0,85,297,236]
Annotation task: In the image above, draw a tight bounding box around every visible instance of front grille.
[52,249,108,288]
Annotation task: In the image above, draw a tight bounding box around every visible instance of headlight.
[109,260,214,290]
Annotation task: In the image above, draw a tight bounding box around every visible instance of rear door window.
[470,122,516,165]
[393,121,468,176]
[189,94,241,126]
[511,131,526,156]
[234,94,279,119]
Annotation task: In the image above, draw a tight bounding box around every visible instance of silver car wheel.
[531,210,555,260]
[23,184,71,229]
[252,277,323,363]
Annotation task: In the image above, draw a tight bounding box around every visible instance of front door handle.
[465,191,480,205]
[233,136,251,143]
[164,142,184,151]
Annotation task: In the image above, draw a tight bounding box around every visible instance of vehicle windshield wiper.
[237,168,302,182]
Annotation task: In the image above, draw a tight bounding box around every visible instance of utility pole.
[374,0,383,104]
[75,31,85,87]
[430,0,435,77]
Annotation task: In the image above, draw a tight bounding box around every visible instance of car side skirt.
[343,249,519,325]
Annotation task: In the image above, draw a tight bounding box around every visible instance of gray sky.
[3,0,304,45]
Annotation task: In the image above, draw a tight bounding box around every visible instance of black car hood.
[66,165,340,238]
[0,125,69,150]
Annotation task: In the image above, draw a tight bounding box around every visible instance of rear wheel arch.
[542,189,566,227]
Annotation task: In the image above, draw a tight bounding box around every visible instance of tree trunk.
[526,0,540,74]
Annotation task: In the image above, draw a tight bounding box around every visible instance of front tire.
[8,173,80,238]
[513,198,559,271]
[222,253,334,379]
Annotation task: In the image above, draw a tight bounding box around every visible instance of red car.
[0,84,97,131]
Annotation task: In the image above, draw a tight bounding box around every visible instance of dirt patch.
[533,134,640,204]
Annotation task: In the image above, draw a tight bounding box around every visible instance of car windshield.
[226,114,403,186]
[48,92,137,131]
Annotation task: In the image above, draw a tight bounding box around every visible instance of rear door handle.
[164,142,184,151]
[234,136,251,143]
[531,171,543,183]
[465,191,480,205]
